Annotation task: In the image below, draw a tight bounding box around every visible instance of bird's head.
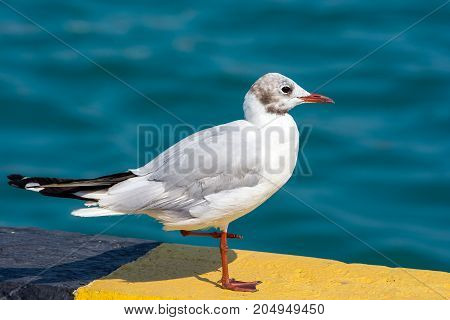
[246,73,334,116]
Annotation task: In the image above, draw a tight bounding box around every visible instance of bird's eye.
[281,86,292,94]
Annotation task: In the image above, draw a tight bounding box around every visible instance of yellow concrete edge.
[75,243,450,300]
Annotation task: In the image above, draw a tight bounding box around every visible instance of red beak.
[301,93,334,104]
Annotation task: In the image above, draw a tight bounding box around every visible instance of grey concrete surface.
[0,226,160,299]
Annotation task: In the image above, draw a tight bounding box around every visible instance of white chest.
[259,115,299,186]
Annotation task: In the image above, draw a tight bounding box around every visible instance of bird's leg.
[219,231,261,292]
[180,230,242,239]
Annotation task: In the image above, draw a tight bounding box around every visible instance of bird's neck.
[243,92,283,127]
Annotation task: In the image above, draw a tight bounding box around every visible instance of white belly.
[167,115,300,231]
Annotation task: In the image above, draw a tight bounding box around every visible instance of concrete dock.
[1,227,449,299]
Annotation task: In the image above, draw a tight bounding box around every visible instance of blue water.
[1,1,449,273]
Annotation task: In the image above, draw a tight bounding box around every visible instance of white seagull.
[8,73,333,292]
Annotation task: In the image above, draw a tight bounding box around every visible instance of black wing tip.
[7,171,136,192]
[7,174,25,188]
[8,174,24,181]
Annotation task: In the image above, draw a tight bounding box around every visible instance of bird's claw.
[222,278,262,292]
[180,230,243,239]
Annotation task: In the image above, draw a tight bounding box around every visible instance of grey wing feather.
[98,120,262,223]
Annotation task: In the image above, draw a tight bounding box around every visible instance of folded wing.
[98,120,263,226]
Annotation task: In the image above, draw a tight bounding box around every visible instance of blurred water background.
[1,0,449,273]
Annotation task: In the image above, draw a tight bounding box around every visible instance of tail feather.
[7,171,136,201]
[71,207,126,217]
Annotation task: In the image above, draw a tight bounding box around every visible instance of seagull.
[8,73,333,292]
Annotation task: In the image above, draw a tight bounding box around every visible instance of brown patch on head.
[248,73,296,115]
[250,82,276,105]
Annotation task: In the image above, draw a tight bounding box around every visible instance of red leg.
[180,230,242,239]
[219,231,261,292]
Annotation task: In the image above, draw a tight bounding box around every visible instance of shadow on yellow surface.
[75,244,450,300]
[107,243,236,285]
